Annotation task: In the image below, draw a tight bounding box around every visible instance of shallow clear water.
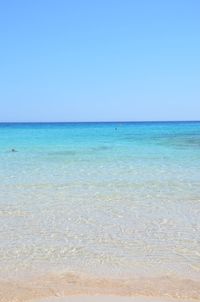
[0,122,200,281]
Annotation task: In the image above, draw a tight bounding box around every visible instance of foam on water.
[0,122,200,299]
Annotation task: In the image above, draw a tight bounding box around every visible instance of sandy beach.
[1,272,200,302]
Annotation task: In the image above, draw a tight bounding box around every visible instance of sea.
[0,122,200,299]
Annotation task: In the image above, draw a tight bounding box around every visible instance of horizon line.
[0,120,200,124]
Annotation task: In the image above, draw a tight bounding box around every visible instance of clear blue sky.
[0,0,199,122]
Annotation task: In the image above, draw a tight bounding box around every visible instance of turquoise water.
[0,122,200,281]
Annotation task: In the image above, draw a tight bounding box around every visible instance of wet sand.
[1,272,200,302]
[35,295,199,302]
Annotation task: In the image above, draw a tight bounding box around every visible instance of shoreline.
[1,272,200,302]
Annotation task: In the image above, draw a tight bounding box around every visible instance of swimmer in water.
[11,149,17,152]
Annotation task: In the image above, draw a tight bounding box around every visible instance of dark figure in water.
[11,149,17,152]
